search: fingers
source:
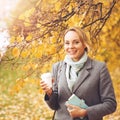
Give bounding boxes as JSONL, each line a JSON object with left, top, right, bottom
{"left": 66, "top": 104, "right": 78, "bottom": 113}
{"left": 65, "top": 103, "right": 87, "bottom": 118}
{"left": 66, "top": 104, "right": 74, "bottom": 110}
{"left": 40, "top": 80, "right": 52, "bottom": 96}
{"left": 52, "top": 78, "right": 55, "bottom": 83}
{"left": 66, "top": 103, "right": 78, "bottom": 109}
{"left": 40, "top": 80, "right": 49, "bottom": 91}
{"left": 66, "top": 103, "right": 81, "bottom": 113}
{"left": 66, "top": 104, "right": 76, "bottom": 117}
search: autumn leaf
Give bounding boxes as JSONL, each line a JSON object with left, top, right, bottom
{"left": 26, "top": 34, "right": 32, "bottom": 41}
{"left": 19, "top": 14, "right": 25, "bottom": 20}
{"left": 12, "top": 47, "right": 20, "bottom": 57}
{"left": 16, "top": 35, "right": 24, "bottom": 42}
{"left": 50, "top": 36, "right": 56, "bottom": 43}
{"left": 34, "top": 51, "right": 42, "bottom": 58}
{"left": 21, "top": 50, "right": 29, "bottom": 58}
{"left": 10, "top": 36, "right": 16, "bottom": 43}
{"left": 55, "top": 1, "right": 61, "bottom": 12}
{"left": 22, "top": 64, "right": 31, "bottom": 71}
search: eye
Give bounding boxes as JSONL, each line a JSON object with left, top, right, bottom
{"left": 73, "top": 40, "right": 80, "bottom": 45}
{"left": 75, "top": 41, "right": 79, "bottom": 44}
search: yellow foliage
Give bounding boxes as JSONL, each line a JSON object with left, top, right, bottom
{"left": 50, "top": 36, "right": 56, "bottom": 43}
{"left": 30, "top": 47, "right": 36, "bottom": 54}
{"left": 31, "top": 63, "right": 38, "bottom": 70}
{"left": 19, "top": 14, "right": 25, "bottom": 20}
{"left": 24, "top": 8, "right": 35, "bottom": 18}
{"left": 21, "top": 50, "right": 29, "bottom": 58}
{"left": 10, "top": 78, "right": 25, "bottom": 94}
{"left": 10, "top": 85, "right": 21, "bottom": 94}
{"left": 12, "top": 26, "right": 18, "bottom": 32}
{"left": 16, "top": 36, "right": 24, "bottom": 42}
{"left": 16, "top": 78, "right": 25, "bottom": 85}
{"left": 40, "top": 63, "right": 51, "bottom": 73}
{"left": 24, "top": 77, "right": 40, "bottom": 86}
{"left": 29, "top": 8, "right": 35, "bottom": 14}
{"left": 12, "top": 47, "right": 20, "bottom": 58}
{"left": 10, "top": 77, "right": 41, "bottom": 94}
{"left": 36, "top": 0, "right": 41, "bottom": 7}
{"left": 10, "top": 36, "right": 16, "bottom": 43}
{"left": 51, "top": 45, "right": 57, "bottom": 54}
{"left": 34, "top": 51, "right": 42, "bottom": 58}
{"left": 43, "top": 43, "right": 48, "bottom": 54}
{"left": 55, "top": 1, "right": 61, "bottom": 12}
{"left": 31, "top": 41, "right": 38, "bottom": 46}
{"left": 67, "top": 14, "right": 80, "bottom": 26}
{"left": 22, "top": 62, "right": 38, "bottom": 71}
{"left": 51, "top": 54, "right": 59, "bottom": 63}
{"left": 59, "top": 49, "right": 65, "bottom": 60}
{"left": 45, "top": 44, "right": 56, "bottom": 55}
{"left": 28, "top": 78, "right": 36, "bottom": 84}
{"left": 30, "top": 44, "right": 44, "bottom": 58}
{"left": 22, "top": 64, "right": 31, "bottom": 71}
{"left": 73, "top": 15, "right": 80, "bottom": 23}
{"left": 27, "top": 62, "right": 34, "bottom": 70}
{"left": 79, "top": 11, "right": 87, "bottom": 27}
{"left": 38, "top": 44, "right": 44, "bottom": 50}
{"left": 24, "top": 77, "right": 29, "bottom": 82}
{"left": 24, "top": 21, "right": 31, "bottom": 27}
{"left": 38, "top": 88, "right": 44, "bottom": 94}
{"left": 36, "top": 23, "right": 41, "bottom": 28}
{"left": 68, "top": 5, "right": 73, "bottom": 13}
{"left": 26, "top": 34, "right": 32, "bottom": 41}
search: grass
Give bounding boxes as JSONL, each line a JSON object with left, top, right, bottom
{"left": 0, "top": 64, "right": 53, "bottom": 120}
{"left": 0, "top": 63, "right": 120, "bottom": 120}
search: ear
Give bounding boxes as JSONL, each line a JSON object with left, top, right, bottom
{"left": 84, "top": 43, "right": 90, "bottom": 52}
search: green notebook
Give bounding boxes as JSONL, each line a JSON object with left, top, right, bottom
{"left": 66, "top": 94, "right": 88, "bottom": 119}
{"left": 66, "top": 94, "right": 88, "bottom": 109}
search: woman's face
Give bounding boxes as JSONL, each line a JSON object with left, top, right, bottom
{"left": 64, "top": 31, "right": 86, "bottom": 61}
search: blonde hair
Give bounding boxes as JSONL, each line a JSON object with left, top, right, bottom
{"left": 64, "top": 26, "right": 90, "bottom": 52}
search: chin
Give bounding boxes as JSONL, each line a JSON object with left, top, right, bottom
{"left": 70, "top": 57, "right": 78, "bottom": 61}
{"left": 69, "top": 55, "right": 75, "bottom": 59}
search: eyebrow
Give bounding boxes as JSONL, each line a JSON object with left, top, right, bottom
{"left": 64, "top": 39, "right": 80, "bottom": 41}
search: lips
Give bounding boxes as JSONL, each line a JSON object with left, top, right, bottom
{"left": 68, "top": 50, "right": 77, "bottom": 55}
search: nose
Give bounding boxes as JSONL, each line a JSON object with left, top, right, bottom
{"left": 69, "top": 43, "right": 74, "bottom": 48}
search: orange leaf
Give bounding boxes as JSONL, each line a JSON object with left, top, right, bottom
{"left": 12, "top": 47, "right": 20, "bottom": 57}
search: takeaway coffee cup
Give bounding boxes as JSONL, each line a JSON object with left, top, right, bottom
{"left": 41, "top": 72, "right": 52, "bottom": 87}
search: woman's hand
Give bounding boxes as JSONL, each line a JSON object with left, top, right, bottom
{"left": 40, "top": 80, "right": 53, "bottom": 96}
{"left": 66, "top": 104, "right": 87, "bottom": 118}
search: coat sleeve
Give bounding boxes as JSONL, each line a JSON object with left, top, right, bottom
{"left": 44, "top": 62, "right": 60, "bottom": 110}
{"left": 86, "top": 63, "right": 117, "bottom": 120}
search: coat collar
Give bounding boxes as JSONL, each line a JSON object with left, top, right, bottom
{"left": 72, "top": 57, "right": 92, "bottom": 93}
{"left": 59, "top": 57, "right": 93, "bottom": 94}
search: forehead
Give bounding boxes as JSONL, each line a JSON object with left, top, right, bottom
{"left": 64, "top": 31, "right": 79, "bottom": 40}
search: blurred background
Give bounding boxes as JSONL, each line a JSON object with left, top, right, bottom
{"left": 0, "top": 0, "right": 120, "bottom": 119}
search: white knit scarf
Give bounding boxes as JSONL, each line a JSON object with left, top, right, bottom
{"left": 64, "top": 52, "right": 88, "bottom": 91}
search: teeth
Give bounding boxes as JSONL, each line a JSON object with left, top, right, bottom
{"left": 69, "top": 53, "right": 75, "bottom": 55}
{"left": 69, "top": 51, "right": 76, "bottom": 54}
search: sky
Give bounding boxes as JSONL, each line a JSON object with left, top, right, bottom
{"left": 0, "top": 0, "right": 20, "bottom": 19}
{"left": 0, "top": 0, "right": 20, "bottom": 59}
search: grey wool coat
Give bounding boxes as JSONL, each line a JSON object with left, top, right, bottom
{"left": 45, "top": 57, "right": 117, "bottom": 120}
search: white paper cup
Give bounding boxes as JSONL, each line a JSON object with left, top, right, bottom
{"left": 41, "top": 72, "right": 52, "bottom": 87}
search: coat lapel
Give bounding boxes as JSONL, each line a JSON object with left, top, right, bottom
{"left": 72, "top": 57, "right": 92, "bottom": 93}
{"left": 60, "top": 62, "right": 72, "bottom": 95}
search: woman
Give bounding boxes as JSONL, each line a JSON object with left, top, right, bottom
{"left": 40, "top": 26, "right": 117, "bottom": 120}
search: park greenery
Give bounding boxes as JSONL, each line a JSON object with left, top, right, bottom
{"left": 0, "top": 0, "right": 120, "bottom": 119}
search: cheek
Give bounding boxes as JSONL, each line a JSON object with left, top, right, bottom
{"left": 76, "top": 45, "right": 84, "bottom": 51}
{"left": 78, "top": 44, "right": 86, "bottom": 50}
{"left": 64, "top": 45, "right": 68, "bottom": 51}
{"left": 76, "top": 47, "right": 86, "bottom": 55}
